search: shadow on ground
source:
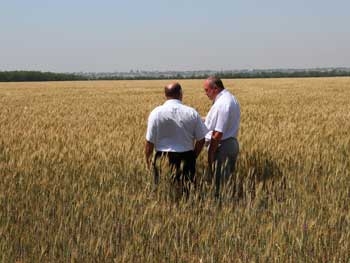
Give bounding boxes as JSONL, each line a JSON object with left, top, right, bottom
{"left": 230, "top": 150, "right": 287, "bottom": 207}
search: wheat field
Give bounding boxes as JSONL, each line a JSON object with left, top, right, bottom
{"left": 0, "top": 78, "right": 349, "bottom": 262}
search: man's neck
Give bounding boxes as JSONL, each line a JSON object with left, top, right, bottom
{"left": 213, "top": 88, "right": 225, "bottom": 102}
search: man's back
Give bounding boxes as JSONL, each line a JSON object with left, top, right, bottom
{"left": 147, "top": 99, "right": 207, "bottom": 152}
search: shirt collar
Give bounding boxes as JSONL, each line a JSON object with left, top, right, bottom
{"left": 164, "top": 99, "right": 182, "bottom": 105}
{"left": 214, "top": 89, "right": 228, "bottom": 103}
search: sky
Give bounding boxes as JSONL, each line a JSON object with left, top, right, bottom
{"left": 1, "top": 0, "right": 350, "bottom": 72}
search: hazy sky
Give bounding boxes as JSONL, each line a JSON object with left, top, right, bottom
{"left": 1, "top": 0, "right": 350, "bottom": 72}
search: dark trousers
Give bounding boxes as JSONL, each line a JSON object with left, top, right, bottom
{"left": 213, "top": 137, "right": 239, "bottom": 197}
{"left": 153, "top": 150, "right": 196, "bottom": 192}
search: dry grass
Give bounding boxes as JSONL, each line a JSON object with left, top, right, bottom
{"left": 0, "top": 78, "right": 349, "bottom": 262}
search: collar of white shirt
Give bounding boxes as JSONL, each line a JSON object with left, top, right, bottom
{"left": 164, "top": 99, "right": 182, "bottom": 105}
{"left": 214, "top": 89, "right": 228, "bottom": 103}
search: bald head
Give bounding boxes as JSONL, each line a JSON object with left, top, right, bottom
{"left": 164, "top": 82, "right": 182, "bottom": 100}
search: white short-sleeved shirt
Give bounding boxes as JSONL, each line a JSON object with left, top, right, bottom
{"left": 205, "top": 89, "right": 240, "bottom": 141}
{"left": 146, "top": 99, "right": 208, "bottom": 152}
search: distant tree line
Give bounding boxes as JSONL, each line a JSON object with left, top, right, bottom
{"left": 78, "top": 69, "right": 350, "bottom": 80}
{"left": 1, "top": 69, "right": 350, "bottom": 82}
{"left": 0, "top": 71, "right": 87, "bottom": 82}
{"left": 215, "top": 69, "right": 350, "bottom": 79}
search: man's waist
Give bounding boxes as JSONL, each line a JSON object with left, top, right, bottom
{"left": 205, "top": 132, "right": 237, "bottom": 140}
{"left": 155, "top": 150, "right": 195, "bottom": 160}
{"left": 155, "top": 145, "right": 194, "bottom": 152}
{"left": 156, "top": 150, "right": 195, "bottom": 154}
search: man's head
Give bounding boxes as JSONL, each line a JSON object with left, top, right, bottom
{"left": 165, "top": 82, "right": 183, "bottom": 100}
{"left": 203, "top": 76, "right": 225, "bottom": 101}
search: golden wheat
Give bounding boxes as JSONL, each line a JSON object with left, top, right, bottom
{"left": 0, "top": 78, "right": 349, "bottom": 262}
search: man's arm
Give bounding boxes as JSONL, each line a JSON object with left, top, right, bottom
{"left": 208, "top": 130, "right": 223, "bottom": 166}
{"left": 194, "top": 138, "right": 205, "bottom": 158}
{"left": 194, "top": 111, "right": 209, "bottom": 158}
{"left": 145, "top": 141, "right": 154, "bottom": 170}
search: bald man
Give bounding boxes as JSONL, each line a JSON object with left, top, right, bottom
{"left": 145, "top": 82, "right": 208, "bottom": 192}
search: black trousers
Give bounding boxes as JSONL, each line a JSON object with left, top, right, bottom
{"left": 153, "top": 150, "right": 196, "bottom": 185}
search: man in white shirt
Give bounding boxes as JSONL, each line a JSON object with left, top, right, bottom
{"left": 203, "top": 76, "right": 240, "bottom": 197}
{"left": 145, "top": 82, "right": 208, "bottom": 193}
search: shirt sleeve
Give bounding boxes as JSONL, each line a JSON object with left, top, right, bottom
{"left": 214, "top": 104, "right": 230, "bottom": 133}
{"left": 146, "top": 110, "right": 157, "bottom": 143}
{"left": 194, "top": 112, "right": 209, "bottom": 140}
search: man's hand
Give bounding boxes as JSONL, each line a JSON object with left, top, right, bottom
{"left": 145, "top": 141, "right": 154, "bottom": 170}
{"left": 208, "top": 130, "right": 223, "bottom": 166}
{"left": 194, "top": 138, "right": 205, "bottom": 158}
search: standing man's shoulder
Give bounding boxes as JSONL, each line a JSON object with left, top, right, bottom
{"left": 148, "top": 105, "right": 163, "bottom": 118}
{"left": 181, "top": 103, "right": 196, "bottom": 111}
{"left": 230, "top": 92, "right": 240, "bottom": 108}
{"left": 147, "top": 105, "right": 164, "bottom": 129}
{"left": 181, "top": 103, "right": 202, "bottom": 117}
{"left": 223, "top": 89, "right": 240, "bottom": 107}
